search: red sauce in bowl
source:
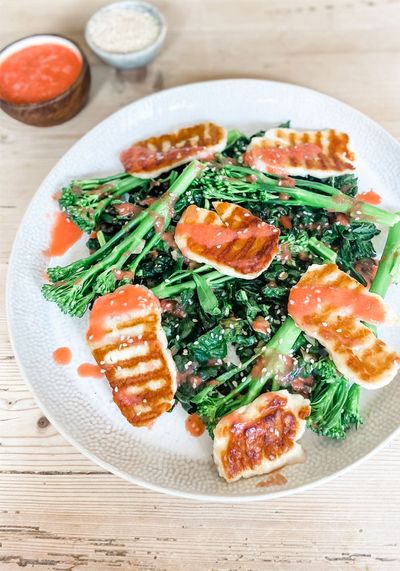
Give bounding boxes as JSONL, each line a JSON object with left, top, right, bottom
{"left": 0, "top": 43, "right": 82, "bottom": 104}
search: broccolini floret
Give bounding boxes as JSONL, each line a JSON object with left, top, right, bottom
{"left": 59, "top": 173, "right": 147, "bottom": 232}
{"left": 307, "top": 360, "right": 362, "bottom": 439}
{"left": 43, "top": 161, "right": 203, "bottom": 317}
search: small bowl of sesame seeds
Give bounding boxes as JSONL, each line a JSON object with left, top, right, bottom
{"left": 85, "top": 1, "right": 166, "bottom": 69}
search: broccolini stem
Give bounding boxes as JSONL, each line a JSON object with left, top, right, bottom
{"left": 152, "top": 269, "right": 229, "bottom": 299}
{"left": 216, "top": 164, "right": 341, "bottom": 196}
{"left": 190, "top": 350, "right": 265, "bottom": 408}
{"left": 72, "top": 172, "right": 130, "bottom": 189}
{"left": 90, "top": 175, "right": 145, "bottom": 205}
{"left": 308, "top": 237, "right": 338, "bottom": 263}
{"left": 203, "top": 164, "right": 400, "bottom": 226}
{"left": 96, "top": 161, "right": 205, "bottom": 270}
{"left": 44, "top": 162, "right": 202, "bottom": 316}
{"left": 128, "top": 233, "right": 161, "bottom": 275}
{"left": 164, "top": 264, "right": 213, "bottom": 286}
{"left": 265, "top": 185, "right": 398, "bottom": 226}
{"left": 370, "top": 219, "right": 400, "bottom": 297}
{"left": 243, "top": 317, "right": 301, "bottom": 403}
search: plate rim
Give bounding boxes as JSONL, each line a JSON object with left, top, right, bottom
{"left": 7, "top": 77, "right": 400, "bottom": 502}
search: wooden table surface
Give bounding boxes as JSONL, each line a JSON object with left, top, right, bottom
{"left": 1, "top": 0, "right": 400, "bottom": 569}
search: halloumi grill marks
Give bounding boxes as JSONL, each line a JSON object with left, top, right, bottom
{"left": 288, "top": 264, "right": 400, "bottom": 389}
{"left": 87, "top": 285, "right": 177, "bottom": 427}
{"left": 245, "top": 128, "right": 356, "bottom": 178}
{"left": 174, "top": 202, "right": 280, "bottom": 279}
{"left": 213, "top": 390, "right": 311, "bottom": 482}
{"left": 120, "top": 122, "right": 227, "bottom": 178}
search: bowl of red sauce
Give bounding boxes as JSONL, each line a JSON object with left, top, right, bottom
{"left": 0, "top": 34, "right": 90, "bottom": 126}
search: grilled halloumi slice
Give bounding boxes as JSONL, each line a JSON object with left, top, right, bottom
{"left": 120, "top": 122, "right": 227, "bottom": 178}
{"left": 213, "top": 390, "right": 310, "bottom": 482}
{"left": 288, "top": 264, "right": 400, "bottom": 389}
{"left": 87, "top": 284, "right": 177, "bottom": 426}
{"left": 174, "top": 202, "right": 280, "bottom": 279}
{"left": 245, "top": 128, "right": 355, "bottom": 178}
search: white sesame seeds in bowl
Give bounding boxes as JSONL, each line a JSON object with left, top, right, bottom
{"left": 85, "top": 1, "right": 167, "bottom": 69}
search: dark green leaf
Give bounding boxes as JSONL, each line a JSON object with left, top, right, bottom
{"left": 189, "top": 325, "right": 227, "bottom": 363}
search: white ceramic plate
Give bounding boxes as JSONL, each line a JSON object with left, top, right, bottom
{"left": 7, "top": 79, "right": 400, "bottom": 502}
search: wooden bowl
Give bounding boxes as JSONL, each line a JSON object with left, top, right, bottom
{"left": 0, "top": 34, "right": 91, "bottom": 127}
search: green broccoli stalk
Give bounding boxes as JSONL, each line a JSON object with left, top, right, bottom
{"left": 308, "top": 237, "right": 338, "bottom": 263}
{"left": 59, "top": 173, "right": 148, "bottom": 232}
{"left": 192, "top": 316, "right": 302, "bottom": 433}
{"left": 42, "top": 161, "right": 203, "bottom": 317}
{"left": 152, "top": 265, "right": 230, "bottom": 299}
{"left": 199, "top": 164, "right": 400, "bottom": 227}
{"left": 370, "top": 219, "right": 400, "bottom": 297}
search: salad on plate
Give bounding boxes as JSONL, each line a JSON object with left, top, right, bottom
{"left": 42, "top": 121, "right": 400, "bottom": 483}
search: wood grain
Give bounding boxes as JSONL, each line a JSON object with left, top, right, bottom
{"left": 1, "top": 0, "right": 400, "bottom": 568}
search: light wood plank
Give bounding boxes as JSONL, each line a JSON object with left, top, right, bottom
{"left": 0, "top": 459, "right": 400, "bottom": 570}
